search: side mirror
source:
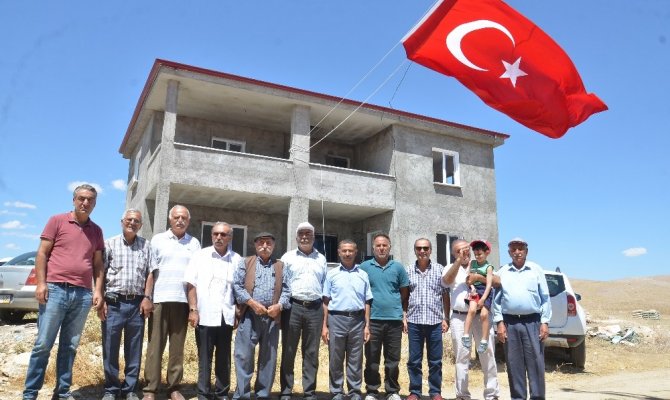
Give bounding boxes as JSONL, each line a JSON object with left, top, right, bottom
{"left": 575, "top": 293, "right": 582, "bottom": 301}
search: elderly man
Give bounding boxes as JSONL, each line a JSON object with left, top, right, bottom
{"left": 321, "top": 240, "right": 372, "bottom": 400}
{"left": 359, "top": 233, "right": 409, "bottom": 400}
{"left": 403, "top": 238, "right": 449, "bottom": 400}
{"left": 232, "top": 232, "right": 290, "bottom": 400}
{"left": 442, "top": 239, "right": 500, "bottom": 400}
{"left": 23, "top": 184, "right": 105, "bottom": 400}
{"left": 493, "top": 238, "right": 551, "bottom": 400}
{"left": 143, "top": 205, "right": 200, "bottom": 400}
{"left": 185, "top": 222, "right": 241, "bottom": 400}
{"left": 279, "top": 222, "right": 328, "bottom": 400}
{"left": 100, "top": 209, "right": 156, "bottom": 400}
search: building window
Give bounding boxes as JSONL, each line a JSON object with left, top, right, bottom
{"left": 432, "top": 149, "right": 460, "bottom": 186}
{"left": 325, "top": 155, "right": 350, "bottom": 168}
{"left": 212, "top": 137, "right": 245, "bottom": 152}
{"left": 436, "top": 233, "right": 461, "bottom": 266}
{"left": 201, "top": 222, "right": 247, "bottom": 256}
{"left": 314, "top": 233, "right": 338, "bottom": 263}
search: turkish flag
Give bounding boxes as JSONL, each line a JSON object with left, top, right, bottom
{"left": 402, "top": 0, "right": 607, "bottom": 138}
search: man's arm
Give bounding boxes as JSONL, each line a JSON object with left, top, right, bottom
{"left": 92, "top": 249, "right": 105, "bottom": 310}
{"left": 441, "top": 289, "right": 450, "bottom": 333}
{"left": 187, "top": 283, "right": 199, "bottom": 327}
{"left": 34, "top": 239, "right": 54, "bottom": 304}
{"left": 140, "top": 269, "right": 156, "bottom": 319}
{"left": 321, "top": 297, "right": 330, "bottom": 344}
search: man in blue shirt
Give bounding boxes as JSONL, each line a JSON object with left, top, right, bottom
{"left": 493, "top": 238, "right": 551, "bottom": 400}
{"left": 359, "top": 233, "right": 409, "bottom": 400}
{"left": 322, "top": 240, "right": 372, "bottom": 400}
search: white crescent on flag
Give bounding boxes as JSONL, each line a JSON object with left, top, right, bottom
{"left": 445, "top": 19, "right": 515, "bottom": 71}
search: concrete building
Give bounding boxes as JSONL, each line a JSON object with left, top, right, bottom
{"left": 119, "top": 59, "right": 509, "bottom": 267}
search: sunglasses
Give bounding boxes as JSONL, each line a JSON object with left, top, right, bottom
{"left": 415, "top": 246, "right": 430, "bottom": 251}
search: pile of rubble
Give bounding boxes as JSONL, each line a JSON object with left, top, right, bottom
{"left": 588, "top": 310, "right": 660, "bottom": 346}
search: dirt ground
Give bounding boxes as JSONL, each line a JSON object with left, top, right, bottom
{"left": 1, "top": 275, "right": 669, "bottom": 399}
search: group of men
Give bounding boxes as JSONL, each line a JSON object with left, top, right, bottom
{"left": 22, "top": 184, "right": 552, "bottom": 400}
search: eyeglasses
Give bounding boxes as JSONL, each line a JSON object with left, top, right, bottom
{"left": 212, "top": 232, "right": 230, "bottom": 237}
{"left": 124, "top": 218, "right": 141, "bottom": 224}
{"left": 415, "top": 246, "right": 430, "bottom": 251}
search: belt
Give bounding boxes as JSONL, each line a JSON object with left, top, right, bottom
{"left": 502, "top": 313, "right": 541, "bottom": 322}
{"left": 290, "top": 297, "right": 322, "bottom": 307}
{"left": 50, "top": 282, "right": 86, "bottom": 289}
{"left": 452, "top": 309, "right": 479, "bottom": 315}
{"left": 105, "top": 292, "right": 144, "bottom": 302}
{"left": 329, "top": 309, "right": 364, "bottom": 317}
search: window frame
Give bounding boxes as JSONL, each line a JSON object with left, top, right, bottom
{"left": 325, "top": 154, "right": 351, "bottom": 169}
{"left": 432, "top": 148, "right": 460, "bottom": 187}
{"left": 211, "top": 137, "right": 246, "bottom": 152}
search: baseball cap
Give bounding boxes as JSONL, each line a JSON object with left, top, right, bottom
{"left": 470, "top": 239, "right": 492, "bottom": 250}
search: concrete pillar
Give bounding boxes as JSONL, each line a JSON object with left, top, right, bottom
{"left": 153, "top": 79, "right": 179, "bottom": 234}
{"left": 287, "top": 105, "right": 311, "bottom": 249}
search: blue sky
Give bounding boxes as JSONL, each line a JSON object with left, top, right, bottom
{"left": 0, "top": 1, "right": 667, "bottom": 280}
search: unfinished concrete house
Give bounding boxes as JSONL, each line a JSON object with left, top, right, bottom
{"left": 119, "top": 59, "right": 509, "bottom": 266}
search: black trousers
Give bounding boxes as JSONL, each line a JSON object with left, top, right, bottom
{"left": 195, "top": 320, "right": 233, "bottom": 399}
{"left": 364, "top": 320, "right": 403, "bottom": 395}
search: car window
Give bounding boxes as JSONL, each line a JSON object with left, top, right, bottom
{"left": 4, "top": 251, "right": 37, "bottom": 266}
{"left": 545, "top": 274, "right": 565, "bottom": 297}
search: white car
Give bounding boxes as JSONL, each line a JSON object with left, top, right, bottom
{"left": 544, "top": 268, "right": 587, "bottom": 368}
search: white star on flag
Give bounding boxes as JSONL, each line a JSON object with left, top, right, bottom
{"left": 500, "top": 57, "right": 527, "bottom": 87}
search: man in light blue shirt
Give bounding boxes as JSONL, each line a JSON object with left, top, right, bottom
{"left": 322, "top": 240, "right": 372, "bottom": 400}
{"left": 493, "top": 238, "right": 551, "bottom": 400}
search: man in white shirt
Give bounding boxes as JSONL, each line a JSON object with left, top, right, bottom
{"left": 279, "top": 222, "right": 328, "bottom": 400}
{"left": 186, "top": 222, "right": 242, "bottom": 400}
{"left": 442, "top": 239, "right": 500, "bottom": 400}
{"left": 143, "top": 205, "right": 200, "bottom": 400}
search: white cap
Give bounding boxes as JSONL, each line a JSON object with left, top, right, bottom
{"left": 296, "top": 222, "right": 315, "bottom": 234}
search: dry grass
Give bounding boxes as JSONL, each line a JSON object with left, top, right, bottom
{"left": 9, "top": 275, "right": 670, "bottom": 397}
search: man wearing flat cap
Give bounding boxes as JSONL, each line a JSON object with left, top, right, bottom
{"left": 185, "top": 222, "right": 242, "bottom": 400}
{"left": 232, "top": 232, "right": 290, "bottom": 400}
{"left": 493, "top": 237, "right": 551, "bottom": 400}
{"left": 279, "top": 222, "right": 328, "bottom": 400}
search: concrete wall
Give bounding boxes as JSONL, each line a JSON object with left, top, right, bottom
{"left": 175, "top": 115, "right": 288, "bottom": 159}
{"left": 356, "top": 127, "right": 394, "bottom": 175}
{"left": 310, "top": 139, "right": 356, "bottom": 167}
{"left": 389, "top": 125, "right": 500, "bottom": 267}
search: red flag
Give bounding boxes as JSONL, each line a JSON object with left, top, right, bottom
{"left": 402, "top": 0, "right": 607, "bottom": 138}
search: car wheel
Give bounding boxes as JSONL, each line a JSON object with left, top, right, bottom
{"left": 569, "top": 339, "right": 586, "bottom": 368}
{"left": 0, "top": 310, "right": 27, "bottom": 323}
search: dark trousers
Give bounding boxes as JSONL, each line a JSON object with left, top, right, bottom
{"left": 102, "top": 297, "right": 145, "bottom": 396}
{"left": 503, "top": 317, "right": 546, "bottom": 400}
{"left": 407, "top": 322, "right": 442, "bottom": 397}
{"left": 364, "top": 320, "right": 402, "bottom": 395}
{"left": 195, "top": 320, "right": 233, "bottom": 399}
{"left": 280, "top": 301, "right": 323, "bottom": 400}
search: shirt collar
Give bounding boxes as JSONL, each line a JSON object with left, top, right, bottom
{"left": 339, "top": 263, "right": 359, "bottom": 272}
{"left": 413, "top": 260, "right": 432, "bottom": 272}
{"left": 296, "top": 248, "right": 318, "bottom": 257}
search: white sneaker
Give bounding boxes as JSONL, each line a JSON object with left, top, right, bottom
{"left": 387, "top": 394, "right": 401, "bottom": 400}
{"left": 365, "top": 395, "right": 378, "bottom": 400}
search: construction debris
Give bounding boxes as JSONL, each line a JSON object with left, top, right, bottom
{"left": 632, "top": 309, "right": 661, "bottom": 320}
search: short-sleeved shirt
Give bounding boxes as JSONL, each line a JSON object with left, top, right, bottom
{"left": 151, "top": 230, "right": 201, "bottom": 303}
{"left": 184, "top": 246, "right": 241, "bottom": 327}
{"left": 281, "top": 248, "right": 327, "bottom": 302}
{"left": 41, "top": 212, "right": 104, "bottom": 289}
{"left": 359, "top": 258, "right": 409, "bottom": 320}
{"left": 406, "top": 261, "right": 448, "bottom": 325}
{"left": 104, "top": 234, "right": 157, "bottom": 296}
{"left": 444, "top": 262, "right": 473, "bottom": 314}
{"left": 323, "top": 264, "right": 373, "bottom": 312}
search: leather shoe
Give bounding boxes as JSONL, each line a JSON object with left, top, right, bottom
{"left": 170, "top": 391, "right": 186, "bottom": 400}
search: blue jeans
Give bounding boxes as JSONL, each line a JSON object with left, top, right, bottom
{"left": 23, "top": 283, "right": 92, "bottom": 400}
{"left": 407, "top": 322, "right": 443, "bottom": 397}
{"left": 102, "top": 297, "right": 145, "bottom": 396}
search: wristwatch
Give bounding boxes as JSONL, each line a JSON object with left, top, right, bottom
{"left": 144, "top": 295, "right": 153, "bottom": 301}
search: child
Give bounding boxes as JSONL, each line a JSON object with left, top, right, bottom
{"left": 462, "top": 239, "right": 494, "bottom": 354}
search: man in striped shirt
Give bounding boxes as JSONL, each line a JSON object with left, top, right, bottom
{"left": 100, "top": 209, "right": 156, "bottom": 400}
{"left": 143, "top": 205, "right": 200, "bottom": 400}
{"left": 403, "top": 238, "right": 449, "bottom": 400}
